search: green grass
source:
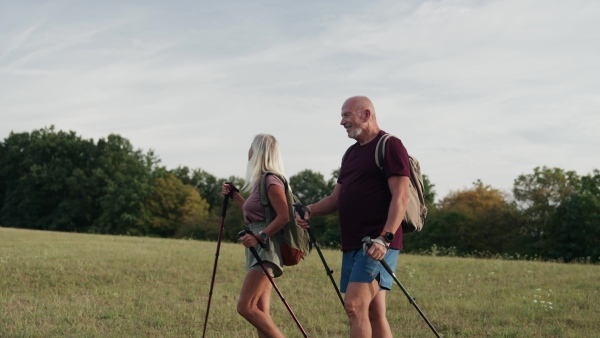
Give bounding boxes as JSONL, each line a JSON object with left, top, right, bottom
{"left": 1, "top": 227, "right": 599, "bottom": 338}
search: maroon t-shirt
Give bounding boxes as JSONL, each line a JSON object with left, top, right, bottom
{"left": 337, "top": 131, "right": 410, "bottom": 251}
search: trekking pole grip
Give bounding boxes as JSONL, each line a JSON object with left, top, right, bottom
{"left": 293, "top": 202, "right": 317, "bottom": 242}
{"left": 292, "top": 202, "right": 311, "bottom": 219}
{"left": 361, "top": 237, "right": 392, "bottom": 268}
{"left": 221, "top": 181, "right": 237, "bottom": 217}
{"left": 362, "top": 236, "right": 373, "bottom": 246}
{"left": 221, "top": 195, "right": 229, "bottom": 217}
{"left": 238, "top": 229, "right": 267, "bottom": 249}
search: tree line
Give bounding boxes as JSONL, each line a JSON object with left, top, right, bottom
{"left": 1, "top": 127, "right": 598, "bottom": 262}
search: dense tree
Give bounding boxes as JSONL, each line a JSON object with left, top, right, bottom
{"left": 171, "top": 166, "right": 245, "bottom": 213}
{"left": 422, "top": 174, "right": 436, "bottom": 207}
{"left": 2, "top": 127, "right": 598, "bottom": 262}
{"left": 512, "top": 167, "right": 580, "bottom": 256}
{"left": 0, "top": 127, "right": 98, "bottom": 231}
{"left": 288, "top": 169, "right": 343, "bottom": 248}
{"left": 535, "top": 169, "right": 600, "bottom": 262}
{"left": 327, "top": 169, "right": 340, "bottom": 192}
{"left": 289, "top": 169, "right": 331, "bottom": 205}
{"left": 406, "top": 180, "right": 522, "bottom": 255}
{"left": 1, "top": 128, "right": 162, "bottom": 236}
{"left": 87, "top": 134, "right": 159, "bottom": 235}
{"left": 136, "top": 172, "right": 210, "bottom": 237}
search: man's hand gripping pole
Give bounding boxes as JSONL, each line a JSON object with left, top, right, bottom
{"left": 293, "top": 202, "right": 345, "bottom": 308}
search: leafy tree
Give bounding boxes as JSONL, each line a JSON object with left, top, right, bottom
{"left": 0, "top": 127, "right": 98, "bottom": 231}
{"left": 327, "top": 169, "right": 340, "bottom": 192}
{"left": 171, "top": 166, "right": 244, "bottom": 213}
{"left": 0, "top": 127, "right": 160, "bottom": 235}
{"left": 422, "top": 174, "right": 436, "bottom": 207}
{"left": 138, "top": 172, "right": 210, "bottom": 237}
{"left": 512, "top": 166, "right": 580, "bottom": 256}
{"left": 407, "top": 180, "right": 522, "bottom": 255}
{"left": 5, "top": 126, "right": 595, "bottom": 261}
{"left": 289, "top": 169, "right": 330, "bottom": 205}
{"left": 170, "top": 166, "right": 246, "bottom": 241}
{"left": 190, "top": 187, "right": 247, "bottom": 243}
{"left": 288, "top": 169, "right": 343, "bottom": 248}
{"left": 545, "top": 170, "right": 600, "bottom": 262}
{"left": 90, "top": 134, "right": 158, "bottom": 235}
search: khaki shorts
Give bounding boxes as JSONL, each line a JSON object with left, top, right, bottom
{"left": 245, "top": 222, "right": 284, "bottom": 278}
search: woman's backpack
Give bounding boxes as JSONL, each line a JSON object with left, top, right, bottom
{"left": 259, "top": 172, "right": 312, "bottom": 266}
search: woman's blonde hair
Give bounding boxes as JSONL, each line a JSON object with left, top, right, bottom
{"left": 243, "top": 134, "right": 288, "bottom": 192}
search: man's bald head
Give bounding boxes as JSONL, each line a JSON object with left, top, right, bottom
{"left": 342, "top": 96, "right": 376, "bottom": 122}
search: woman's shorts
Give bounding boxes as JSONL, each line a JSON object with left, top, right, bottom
{"left": 245, "top": 222, "right": 284, "bottom": 278}
{"left": 340, "top": 247, "right": 399, "bottom": 293}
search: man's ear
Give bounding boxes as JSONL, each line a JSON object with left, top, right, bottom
{"left": 363, "top": 109, "right": 371, "bottom": 121}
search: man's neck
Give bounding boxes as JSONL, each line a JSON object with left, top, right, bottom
{"left": 356, "top": 127, "right": 381, "bottom": 145}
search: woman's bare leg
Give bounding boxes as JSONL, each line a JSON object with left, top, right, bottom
{"left": 237, "top": 270, "right": 283, "bottom": 338}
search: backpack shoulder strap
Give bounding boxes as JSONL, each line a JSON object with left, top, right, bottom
{"left": 260, "top": 172, "right": 288, "bottom": 201}
{"left": 259, "top": 172, "right": 271, "bottom": 208}
{"left": 259, "top": 171, "right": 289, "bottom": 223}
{"left": 375, "top": 133, "right": 419, "bottom": 187}
{"left": 375, "top": 133, "right": 394, "bottom": 173}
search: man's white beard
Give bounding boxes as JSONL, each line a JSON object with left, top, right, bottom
{"left": 347, "top": 126, "right": 363, "bottom": 139}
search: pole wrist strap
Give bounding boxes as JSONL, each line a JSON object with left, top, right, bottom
{"left": 371, "top": 238, "right": 389, "bottom": 250}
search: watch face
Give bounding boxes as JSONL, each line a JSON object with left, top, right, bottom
{"left": 260, "top": 232, "right": 267, "bottom": 240}
{"left": 385, "top": 232, "right": 394, "bottom": 242}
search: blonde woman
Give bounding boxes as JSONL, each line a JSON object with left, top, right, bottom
{"left": 222, "top": 133, "right": 290, "bottom": 338}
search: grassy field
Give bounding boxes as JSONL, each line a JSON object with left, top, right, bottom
{"left": 1, "top": 227, "right": 599, "bottom": 338}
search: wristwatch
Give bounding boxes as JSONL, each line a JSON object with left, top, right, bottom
{"left": 259, "top": 231, "right": 268, "bottom": 241}
{"left": 380, "top": 231, "right": 394, "bottom": 243}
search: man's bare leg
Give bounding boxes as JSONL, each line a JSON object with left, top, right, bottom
{"left": 370, "top": 290, "right": 392, "bottom": 338}
{"left": 344, "top": 279, "right": 380, "bottom": 338}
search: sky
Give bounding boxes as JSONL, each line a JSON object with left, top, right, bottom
{"left": 1, "top": 0, "right": 599, "bottom": 201}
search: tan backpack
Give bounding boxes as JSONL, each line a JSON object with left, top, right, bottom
{"left": 376, "top": 134, "right": 427, "bottom": 233}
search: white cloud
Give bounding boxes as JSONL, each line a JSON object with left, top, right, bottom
{"left": 1, "top": 0, "right": 599, "bottom": 200}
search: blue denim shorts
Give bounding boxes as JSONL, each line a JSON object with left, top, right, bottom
{"left": 340, "top": 248, "right": 399, "bottom": 293}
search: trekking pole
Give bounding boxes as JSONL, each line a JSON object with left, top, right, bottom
{"left": 238, "top": 229, "right": 308, "bottom": 338}
{"left": 362, "top": 236, "right": 441, "bottom": 338}
{"left": 202, "top": 183, "right": 233, "bottom": 338}
{"left": 293, "top": 202, "right": 345, "bottom": 309}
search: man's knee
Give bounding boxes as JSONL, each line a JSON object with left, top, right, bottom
{"left": 344, "top": 297, "right": 370, "bottom": 321}
{"left": 345, "top": 305, "right": 363, "bottom": 324}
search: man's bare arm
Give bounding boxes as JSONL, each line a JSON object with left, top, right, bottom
{"left": 382, "top": 175, "right": 410, "bottom": 235}
{"left": 296, "top": 184, "right": 341, "bottom": 227}
{"left": 307, "top": 183, "right": 341, "bottom": 216}
{"left": 367, "top": 175, "right": 410, "bottom": 260}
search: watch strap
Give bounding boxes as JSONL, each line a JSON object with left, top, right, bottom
{"left": 380, "top": 231, "right": 394, "bottom": 243}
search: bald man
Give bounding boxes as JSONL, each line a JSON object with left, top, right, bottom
{"left": 297, "top": 96, "right": 411, "bottom": 337}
